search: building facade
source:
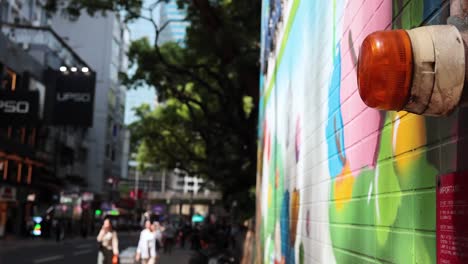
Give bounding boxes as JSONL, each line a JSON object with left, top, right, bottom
{"left": 0, "top": 0, "right": 97, "bottom": 237}
{"left": 51, "top": 13, "right": 130, "bottom": 195}
{"left": 156, "top": 0, "right": 189, "bottom": 45}
{"left": 257, "top": 0, "right": 454, "bottom": 263}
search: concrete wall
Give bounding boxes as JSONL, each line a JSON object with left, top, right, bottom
{"left": 257, "top": 0, "right": 457, "bottom": 263}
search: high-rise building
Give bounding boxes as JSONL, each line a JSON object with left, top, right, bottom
{"left": 156, "top": 0, "right": 189, "bottom": 45}
{"left": 51, "top": 13, "right": 129, "bottom": 195}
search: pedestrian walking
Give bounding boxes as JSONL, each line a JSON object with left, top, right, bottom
{"left": 152, "top": 222, "right": 163, "bottom": 264}
{"left": 163, "top": 223, "right": 176, "bottom": 254}
{"left": 97, "top": 218, "right": 119, "bottom": 264}
{"left": 54, "top": 219, "right": 65, "bottom": 242}
{"left": 136, "top": 220, "right": 156, "bottom": 264}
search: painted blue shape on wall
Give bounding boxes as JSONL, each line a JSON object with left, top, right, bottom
{"left": 325, "top": 45, "right": 345, "bottom": 179}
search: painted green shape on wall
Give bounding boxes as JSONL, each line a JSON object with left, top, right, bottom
{"left": 393, "top": 0, "right": 424, "bottom": 29}
{"left": 329, "top": 111, "right": 437, "bottom": 263}
{"left": 375, "top": 115, "right": 402, "bottom": 246}
{"left": 299, "top": 242, "right": 304, "bottom": 264}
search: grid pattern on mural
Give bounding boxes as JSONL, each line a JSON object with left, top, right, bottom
{"left": 257, "top": 0, "right": 452, "bottom": 263}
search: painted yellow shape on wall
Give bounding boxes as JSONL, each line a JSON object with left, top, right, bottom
{"left": 392, "top": 111, "right": 427, "bottom": 176}
{"left": 333, "top": 161, "right": 355, "bottom": 211}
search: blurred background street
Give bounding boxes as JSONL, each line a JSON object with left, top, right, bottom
{"left": 0, "top": 231, "right": 193, "bottom": 263}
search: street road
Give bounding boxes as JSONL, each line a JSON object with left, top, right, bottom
{"left": 0, "top": 232, "right": 192, "bottom": 264}
{"left": 0, "top": 232, "right": 139, "bottom": 264}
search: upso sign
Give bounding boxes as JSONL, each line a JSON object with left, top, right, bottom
{"left": 0, "top": 91, "right": 39, "bottom": 125}
{"left": 56, "top": 93, "right": 91, "bottom": 103}
{"left": 0, "top": 100, "right": 29, "bottom": 113}
{"left": 45, "top": 69, "right": 96, "bottom": 126}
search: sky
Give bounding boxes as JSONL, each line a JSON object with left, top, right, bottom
{"left": 123, "top": 13, "right": 157, "bottom": 125}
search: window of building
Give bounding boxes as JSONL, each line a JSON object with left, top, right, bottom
{"left": 105, "top": 143, "right": 111, "bottom": 158}
{"left": 0, "top": 1, "right": 9, "bottom": 22}
{"left": 111, "top": 148, "right": 115, "bottom": 161}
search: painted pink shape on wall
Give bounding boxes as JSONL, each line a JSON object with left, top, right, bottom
{"left": 339, "top": 0, "right": 392, "bottom": 175}
{"left": 295, "top": 116, "right": 301, "bottom": 163}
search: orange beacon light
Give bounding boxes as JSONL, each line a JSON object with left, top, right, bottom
{"left": 357, "top": 30, "right": 413, "bottom": 111}
{"left": 357, "top": 25, "right": 465, "bottom": 116}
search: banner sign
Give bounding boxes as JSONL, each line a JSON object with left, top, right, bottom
{"left": 0, "top": 91, "right": 39, "bottom": 125}
{"left": 45, "top": 70, "right": 96, "bottom": 127}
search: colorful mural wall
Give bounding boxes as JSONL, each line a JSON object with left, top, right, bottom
{"left": 257, "top": 0, "right": 455, "bottom": 263}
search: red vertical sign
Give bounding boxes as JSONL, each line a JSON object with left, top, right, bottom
{"left": 437, "top": 172, "right": 468, "bottom": 263}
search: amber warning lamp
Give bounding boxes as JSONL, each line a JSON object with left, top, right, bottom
{"left": 357, "top": 25, "right": 465, "bottom": 116}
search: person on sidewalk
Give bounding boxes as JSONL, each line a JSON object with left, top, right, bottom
{"left": 152, "top": 222, "right": 163, "bottom": 264}
{"left": 97, "top": 218, "right": 119, "bottom": 264}
{"left": 163, "top": 223, "right": 176, "bottom": 254}
{"left": 136, "top": 220, "right": 156, "bottom": 264}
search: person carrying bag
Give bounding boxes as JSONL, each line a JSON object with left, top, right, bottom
{"left": 97, "top": 218, "right": 119, "bottom": 264}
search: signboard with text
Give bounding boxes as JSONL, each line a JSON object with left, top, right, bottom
{"left": 45, "top": 70, "right": 96, "bottom": 127}
{"left": 0, "top": 91, "right": 39, "bottom": 125}
{"left": 437, "top": 172, "right": 468, "bottom": 263}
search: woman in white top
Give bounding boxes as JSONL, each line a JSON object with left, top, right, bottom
{"left": 136, "top": 220, "right": 156, "bottom": 264}
{"left": 97, "top": 218, "right": 119, "bottom": 264}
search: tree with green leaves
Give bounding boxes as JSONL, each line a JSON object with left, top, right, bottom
{"left": 46, "top": 0, "right": 261, "bottom": 219}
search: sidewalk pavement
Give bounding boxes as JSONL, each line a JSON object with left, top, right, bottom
{"left": 159, "top": 248, "right": 192, "bottom": 264}
{"left": 120, "top": 246, "right": 192, "bottom": 264}
{"left": 0, "top": 235, "right": 93, "bottom": 253}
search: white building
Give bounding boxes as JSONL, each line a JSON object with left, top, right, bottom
{"left": 51, "top": 13, "right": 129, "bottom": 194}
{"left": 169, "top": 168, "right": 207, "bottom": 195}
